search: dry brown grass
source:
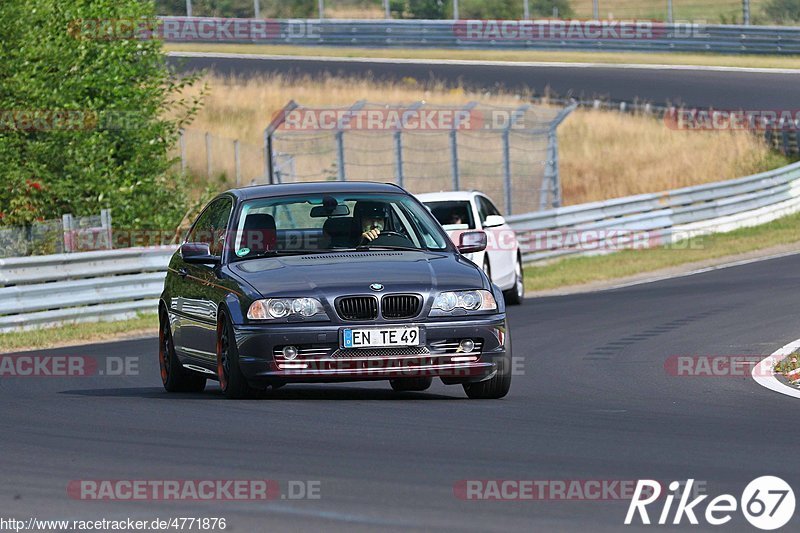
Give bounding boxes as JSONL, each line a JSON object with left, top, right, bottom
{"left": 558, "top": 109, "right": 781, "bottom": 205}
{"left": 179, "top": 73, "right": 783, "bottom": 206}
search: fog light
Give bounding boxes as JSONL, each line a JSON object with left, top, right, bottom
{"left": 458, "top": 339, "right": 475, "bottom": 353}
{"left": 282, "top": 345, "right": 298, "bottom": 360}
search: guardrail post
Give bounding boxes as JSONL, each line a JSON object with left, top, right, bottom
{"left": 100, "top": 209, "right": 112, "bottom": 250}
{"left": 593, "top": 0, "right": 599, "bottom": 19}
{"left": 453, "top": 0, "right": 459, "bottom": 20}
{"left": 743, "top": 0, "right": 750, "bottom": 25}
{"left": 667, "top": 0, "right": 673, "bottom": 23}
{"left": 318, "top": 0, "right": 324, "bottom": 19}
{"left": 62, "top": 214, "right": 74, "bottom": 253}
{"left": 523, "top": 0, "right": 530, "bottom": 19}
{"left": 185, "top": 0, "right": 192, "bottom": 17}
{"left": 254, "top": 0, "right": 260, "bottom": 18}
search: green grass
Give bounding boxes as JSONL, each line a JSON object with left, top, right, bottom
{"left": 0, "top": 313, "right": 158, "bottom": 353}
{"left": 524, "top": 210, "right": 800, "bottom": 292}
{"left": 165, "top": 42, "right": 800, "bottom": 70}
{"left": 774, "top": 352, "right": 800, "bottom": 374}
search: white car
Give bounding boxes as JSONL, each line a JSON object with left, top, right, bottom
{"left": 417, "top": 191, "right": 524, "bottom": 305}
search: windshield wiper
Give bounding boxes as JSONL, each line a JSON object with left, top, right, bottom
{"left": 235, "top": 249, "right": 329, "bottom": 260}
{"left": 354, "top": 244, "right": 425, "bottom": 252}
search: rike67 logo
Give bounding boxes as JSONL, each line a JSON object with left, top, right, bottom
{"left": 625, "top": 477, "right": 795, "bottom": 530}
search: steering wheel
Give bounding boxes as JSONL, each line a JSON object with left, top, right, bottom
{"left": 359, "top": 230, "right": 407, "bottom": 245}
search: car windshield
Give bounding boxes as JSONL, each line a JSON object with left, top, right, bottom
{"left": 231, "top": 192, "right": 450, "bottom": 259}
{"left": 425, "top": 200, "right": 476, "bottom": 230}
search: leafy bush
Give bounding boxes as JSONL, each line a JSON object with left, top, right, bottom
{"left": 0, "top": 0, "right": 203, "bottom": 233}
{"left": 764, "top": 0, "right": 800, "bottom": 23}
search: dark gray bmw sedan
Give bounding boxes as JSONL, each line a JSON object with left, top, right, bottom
{"left": 159, "top": 181, "right": 512, "bottom": 399}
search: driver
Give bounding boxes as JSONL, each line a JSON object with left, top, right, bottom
{"left": 354, "top": 201, "right": 390, "bottom": 243}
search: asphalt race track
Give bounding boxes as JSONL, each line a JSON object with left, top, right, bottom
{"left": 167, "top": 53, "right": 800, "bottom": 109}
{"left": 3, "top": 253, "right": 799, "bottom": 531}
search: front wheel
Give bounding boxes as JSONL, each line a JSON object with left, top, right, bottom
{"left": 217, "top": 313, "right": 259, "bottom": 399}
{"left": 463, "top": 327, "right": 512, "bottom": 399}
{"left": 159, "top": 311, "right": 206, "bottom": 393}
{"left": 503, "top": 256, "right": 524, "bottom": 305}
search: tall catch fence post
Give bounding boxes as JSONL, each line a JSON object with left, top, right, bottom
{"left": 541, "top": 103, "right": 577, "bottom": 210}
{"left": 335, "top": 100, "right": 367, "bottom": 182}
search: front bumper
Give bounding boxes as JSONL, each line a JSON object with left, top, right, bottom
{"left": 234, "top": 315, "right": 508, "bottom": 385}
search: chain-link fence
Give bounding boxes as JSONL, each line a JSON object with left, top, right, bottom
{"left": 262, "top": 100, "right": 575, "bottom": 215}
{"left": 156, "top": 1, "right": 759, "bottom": 25}
{"left": 0, "top": 210, "right": 112, "bottom": 257}
{"left": 178, "top": 129, "right": 263, "bottom": 186}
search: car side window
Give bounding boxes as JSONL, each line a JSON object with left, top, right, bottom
{"left": 476, "top": 197, "right": 489, "bottom": 224}
{"left": 482, "top": 197, "right": 501, "bottom": 217}
{"left": 187, "top": 197, "right": 233, "bottom": 257}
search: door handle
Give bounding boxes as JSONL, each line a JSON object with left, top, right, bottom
{"left": 177, "top": 267, "right": 188, "bottom": 277}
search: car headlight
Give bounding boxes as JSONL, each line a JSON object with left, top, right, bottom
{"left": 247, "top": 298, "right": 328, "bottom": 320}
{"left": 430, "top": 290, "right": 497, "bottom": 316}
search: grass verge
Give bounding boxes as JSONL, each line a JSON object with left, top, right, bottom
{"left": 0, "top": 313, "right": 158, "bottom": 353}
{"left": 165, "top": 43, "right": 800, "bottom": 70}
{"left": 524, "top": 210, "right": 800, "bottom": 292}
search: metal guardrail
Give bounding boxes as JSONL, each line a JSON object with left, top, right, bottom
{"left": 159, "top": 17, "right": 800, "bottom": 55}
{"left": 3, "top": 162, "right": 800, "bottom": 331}
{"left": 0, "top": 247, "right": 175, "bottom": 333}
{"left": 507, "top": 161, "right": 800, "bottom": 263}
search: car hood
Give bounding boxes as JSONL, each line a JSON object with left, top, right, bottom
{"left": 228, "top": 250, "right": 486, "bottom": 298}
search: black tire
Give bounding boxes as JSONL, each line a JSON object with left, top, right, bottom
{"left": 503, "top": 255, "right": 525, "bottom": 306}
{"left": 463, "top": 326, "right": 512, "bottom": 399}
{"left": 482, "top": 257, "right": 492, "bottom": 282}
{"left": 216, "top": 312, "right": 259, "bottom": 399}
{"left": 159, "top": 310, "right": 206, "bottom": 393}
{"left": 390, "top": 377, "right": 433, "bottom": 392}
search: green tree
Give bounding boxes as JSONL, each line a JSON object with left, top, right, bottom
{"left": 764, "top": 0, "right": 800, "bottom": 23}
{"left": 0, "top": 0, "right": 202, "bottom": 232}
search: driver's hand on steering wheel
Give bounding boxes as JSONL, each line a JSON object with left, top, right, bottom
{"left": 361, "top": 228, "right": 381, "bottom": 242}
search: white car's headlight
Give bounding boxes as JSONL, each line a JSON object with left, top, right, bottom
{"left": 247, "top": 298, "right": 327, "bottom": 320}
{"left": 430, "top": 290, "right": 497, "bottom": 316}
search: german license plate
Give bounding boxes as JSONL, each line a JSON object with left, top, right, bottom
{"left": 342, "top": 326, "right": 420, "bottom": 349}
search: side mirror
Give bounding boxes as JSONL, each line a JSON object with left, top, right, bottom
{"left": 181, "top": 242, "right": 220, "bottom": 265}
{"left": 457, "top": 230, "right": 487, "bottom": 254}
{"left": 483, "top": 214, "right": 506, "bottom": 228}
